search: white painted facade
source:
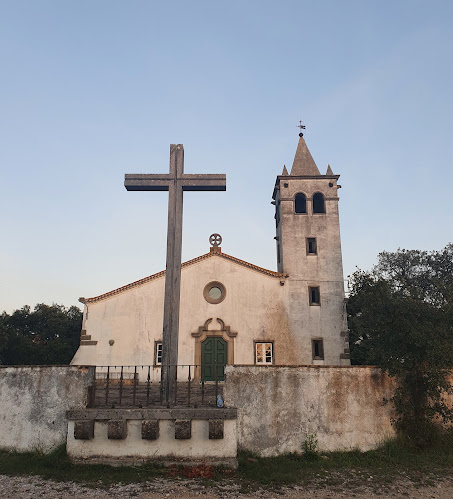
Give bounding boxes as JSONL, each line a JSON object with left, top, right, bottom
{"left": 71, "top": 136, "right": 349, "bottom": 370}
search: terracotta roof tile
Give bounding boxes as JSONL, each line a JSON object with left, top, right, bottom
{"left": 81, "top": 252, "right": 285, "bottom": 304}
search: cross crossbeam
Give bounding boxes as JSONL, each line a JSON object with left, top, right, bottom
{"left": 124, "top": 144, "right": 226, "bottom": 404}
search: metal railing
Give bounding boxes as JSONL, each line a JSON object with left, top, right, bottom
{"left": 90, "top": 364, "right": 224, "bottom": 408}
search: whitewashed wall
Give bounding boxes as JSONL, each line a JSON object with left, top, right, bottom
{"left": 0, "top": 366, "right": 94, "bottom": 453}
{"left": 71, "top": 255, "right": 303, "bottom": 377}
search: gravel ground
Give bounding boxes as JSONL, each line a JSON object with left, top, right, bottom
{"left": 1, "top": 474, "right": 453, "bottom": 499}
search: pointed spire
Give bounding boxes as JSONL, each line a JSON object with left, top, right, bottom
{"left": 290, "top": 135, "right": 320, "bottom": 176}
{"left": 282, "top": 164, "right": 289, "bottom": 176}
{"left": 326, "top": 164, "right": 333, "bottom": 175}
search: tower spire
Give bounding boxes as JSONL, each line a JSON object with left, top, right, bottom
{"left": 290, "top": 135, "right": 320, "bottom": 176}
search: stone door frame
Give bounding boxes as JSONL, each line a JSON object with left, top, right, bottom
{"left": 191, "top": 318, "right": 237, "bottom": 381}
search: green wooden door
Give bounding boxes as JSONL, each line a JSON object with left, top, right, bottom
{"left": 201, "top": 337, "right": 227, "bottom": 381}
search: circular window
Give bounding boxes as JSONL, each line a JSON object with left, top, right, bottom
{"left": 203, "top": 281, "right": 226, "bottom": 304}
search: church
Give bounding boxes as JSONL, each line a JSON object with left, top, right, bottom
{"left": 71, "top": 133, "right": 350, "bottom": 379}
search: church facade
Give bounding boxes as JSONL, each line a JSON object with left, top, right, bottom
{"left": 71, "top": 135, "right": 350, "bottom": 377}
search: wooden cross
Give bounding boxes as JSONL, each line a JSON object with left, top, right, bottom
{"left": 125, "top": 144, "right": 226, "bottom": 404}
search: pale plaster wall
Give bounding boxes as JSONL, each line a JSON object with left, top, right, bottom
{"left": 224, "top": 365, "right": 396, "bottom": 456}
{"left": 0, "top": 366, "right": 94, "bottom": 453}
{"left": 67, "top": 419, "right": 237, "bottom": 460}
{"left": 72, "top": 255, "right": 307, "bottom": 378}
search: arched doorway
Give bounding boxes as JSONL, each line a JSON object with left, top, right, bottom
{"left": 192, "top": 318, "right": 237, "bottom": 381}
{"left": 201, "top": 337, "right": 227, "bottom": 381}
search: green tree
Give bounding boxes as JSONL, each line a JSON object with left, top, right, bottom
{"left": 347, "top": 245, "right": 453, "bottom": 447}
{"left": 0, "top": 303, "right": 82, "bottom": 365}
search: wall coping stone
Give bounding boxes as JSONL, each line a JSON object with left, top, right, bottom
{"left": 67, "top": 408, "right": 237, "bottom": 420}
{"left": 228, "top": 364, "right": 382, "bottom": 369}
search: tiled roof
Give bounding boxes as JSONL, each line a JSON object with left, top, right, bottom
{"left": 80, "top": 252, "right": 285, "bottom": 304}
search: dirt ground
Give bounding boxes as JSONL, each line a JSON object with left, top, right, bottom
{"left": 1, "top": 473, "right": 453, "bottom": 499}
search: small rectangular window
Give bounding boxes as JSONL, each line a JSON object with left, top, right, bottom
{"left": 255, "top": 342, "right": 273, "bottom": 365}
{"left": 307, "top": 237, "right": 317, "bottom": 255}
{"left": 309, "top": 286, "right": 321, "bottom": 305}
{"left": 312, "top": 339, "right": 324, "bottom": 360}
{"left": 155, "top": 342, "right": 163, "bottom": 365}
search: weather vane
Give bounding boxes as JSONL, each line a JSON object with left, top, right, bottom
{"left": 297, "top": 120, "right": 306, "bottom": 137}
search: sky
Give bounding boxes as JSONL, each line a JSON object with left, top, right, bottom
{"left": 1, "top": 0, "right": 452, "bottom": 314}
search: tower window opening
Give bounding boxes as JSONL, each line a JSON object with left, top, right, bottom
{"left": 295, "top": 193, "right": 307, "bottom": 214}
{"left": 309, "top": 286, "right": 321, "bottom": 305}
{"left": 313, "top": 192, "right": 325, "bottom": 213}
{"left": 312, "top": 339, "right": 324, "bottom": 360}
{"left": 307, "top": 238, "right": 317, "bottom": 255}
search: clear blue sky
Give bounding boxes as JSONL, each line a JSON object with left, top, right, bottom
{"left": 1, "top": 0, "right": 452, "bottom": 313}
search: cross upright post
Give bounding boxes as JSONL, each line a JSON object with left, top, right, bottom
{"left": 125, "top": 144, "right": 226, "bottom": 404}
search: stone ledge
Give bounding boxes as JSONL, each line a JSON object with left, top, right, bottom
{"left": 67, "top": 407, "right": 238, "bottom": 421}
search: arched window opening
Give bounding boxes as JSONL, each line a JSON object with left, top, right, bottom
{"left": 313, "top": 192, "right": 325, "bottom": 214}
{"left": 295, "top": 193, "right": 307, "bottom": 214}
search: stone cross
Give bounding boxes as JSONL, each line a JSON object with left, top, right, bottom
{"left": 124, "top": 144, "right": 226, "bottom": 404}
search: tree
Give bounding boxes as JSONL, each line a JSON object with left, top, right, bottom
{"left": 347, "top": 244, "right": 453, "bottom": 447}
{"left": 0, "top": 303, "right": 82, "bottom": 365}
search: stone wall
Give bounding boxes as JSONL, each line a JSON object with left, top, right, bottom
{"left": 224, "top": 365, "right": 396, "bottom": 456}
{"left": 0, "top": 366, "right": 94, "bottom": 453}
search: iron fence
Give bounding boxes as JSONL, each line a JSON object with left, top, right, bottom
{"left": 90, "top": 364, "right": 224, "bottom": 408}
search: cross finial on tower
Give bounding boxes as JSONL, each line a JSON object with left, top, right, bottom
{"left": 297, "top": 120, "right": 306, "bottom": 137}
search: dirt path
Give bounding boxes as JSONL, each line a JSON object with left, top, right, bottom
{"left": 1, "top": 474, "right": 453, "bottom": 498}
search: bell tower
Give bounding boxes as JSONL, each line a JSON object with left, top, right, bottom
{"left": 272, "top": 130, "right": 349, "bottom": 365}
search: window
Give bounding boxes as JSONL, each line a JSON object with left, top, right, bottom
{"left": 203, "top": 281, "right": 226, "bottom": 304}
{"left": 295, "top": 193, "right": 307, "bottom": 214}
{"left": 312, "top": 339, "right": 324, "bottom": 360}
{"left": 155, "top": 342, "right": 163, "bottom": 365}
{"left": 312, "top": 192, "right": 325, "bottom": 213}
{"left": 306, "top": 237, "right": 317, "bottom": 255}
{"left": 255, "top": 342, "right": 273, "bottom": 365}
{"left": 309, "top": 286, "right": 321, "bottom": 305}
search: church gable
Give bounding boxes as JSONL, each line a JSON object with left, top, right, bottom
{"left": 79, "top": 250, "right": 285, "bottom": 305}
